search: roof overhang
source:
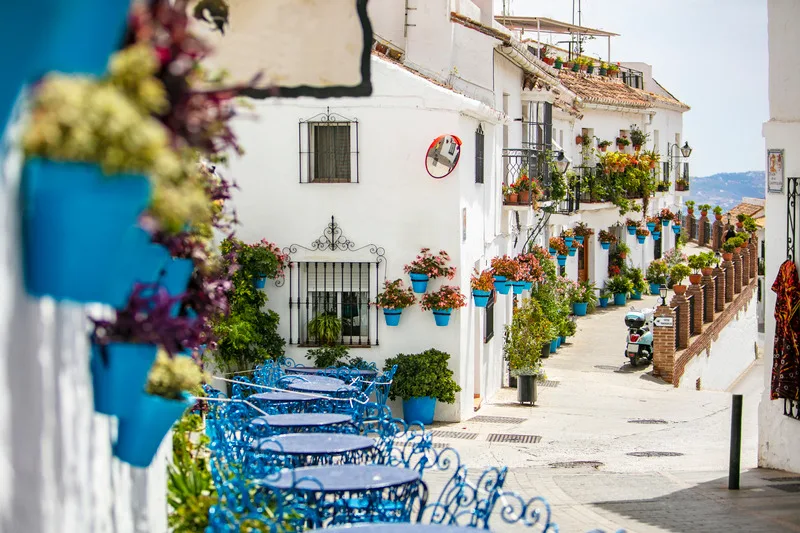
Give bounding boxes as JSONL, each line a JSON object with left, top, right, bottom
{"left": 494, "top": 16, "right": 619, "bottom": 38}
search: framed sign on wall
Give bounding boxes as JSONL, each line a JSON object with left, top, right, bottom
{"left": 768, "top": 148, "right": 784, "bottom": 193}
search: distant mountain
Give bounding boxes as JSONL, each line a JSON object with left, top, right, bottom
{"left": 686, "top": 171, "right": 764, "bottom": 211}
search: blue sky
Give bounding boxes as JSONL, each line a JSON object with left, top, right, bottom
{"left": 511, "top": 0, "right": 768, "bottom": 177}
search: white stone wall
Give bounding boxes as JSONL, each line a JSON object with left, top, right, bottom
{"left": 0, "top": 137, "right": 168, "bottom": 531}
{"left": 678, "top": 292, "right": 758, "bottom": 391}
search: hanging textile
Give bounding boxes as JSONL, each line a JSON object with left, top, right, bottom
{"left": 771, "top": 260, "right": 800, "bottom": 400}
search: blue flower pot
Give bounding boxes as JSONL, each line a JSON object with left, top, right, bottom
{"left": 549, "top": 339, "right": 558, "bottom": 353}
{"left": 512, "top": 281, "right": 525, "bottom": 295}
{"left": 652, "top": 232, "right": 661, "bottom": 241}
{"left": 662, "top": 219, "right": 670, "bottom": 227}
{"left": 599, "top": 297, "right": 609, "bottom": 308}
{"left": 575, "top": 236, "right": 585, "bottom": 245}
{"left": 646, "top": 222, "right": 656, "bottom": 232}
{"left": 114, "top": 392, "right": 194, "bottom": 468}
{"left": 253, "top": 274, "right": 267, "bottom": 289}
{"left": 21, "top": 160, "right": 151, "bottom": 305}
{"left": 561, "top": 336, "right": 566, "bottom": 344}
{"left": 383, "top": 308, "right": 402, "bottom": 326}
{"left": 409, "top": 273, "right": 429, "bottom": 293}
{"left": 672, "top": 225, "right": 681, "bottom": 234}
{"left": 649, "top": 283, "right": 662, "bottom": 296}
{"left": 564, "top": 237, "right": 574, "bottom": 248}
{"left": 524, "top": 281, "right": 533, "bottom": 291}
{"left": 91, "top": 343, "right": 158, "bottom": 418}
{"left": 573, "top": 302, "right": 588, "bottom": 316}
{"left": 548, "top": 247, "right": 557, "bottom": 255}
{"left": 473, "top": 290, "right": 491, "bottom": 307}
{"left": 568, "top": 248, "right": 577, "bottom": 257}
{"left": 402, "top": 396, "right": 436, "bottom": 426}
{"left": 631, "top": 290, "right": 643, "bottom": 300}
{"left": 556, "top": 337, "right": 561, "bottom": 348}
{"left": 636, "top": 235, "right": 646, "bottom": 244}
{"left": 627, "top": 226, "right": 637, "bottom": 236}
{"left": 557, "top": 255, "right": 567, "bottom": 266}
{"left": 433, "top": 309, "right": 452, "bottom": 327}
{"left": 493, "top": 275, "right": 511, "bottom": 295}
{"left": 600, "top": 241, "right": 611, "bottom": 250}
{"left": 109, "top": 227, "right": 170, "bottom": 305}
{"left": 161, "top": 258, "right": 195, "bottom": 310}
{"left": 613, "top": 293, "right": 627, "bottom": 306}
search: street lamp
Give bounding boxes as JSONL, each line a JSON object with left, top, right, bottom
{"left": 666, "top": 141, "right": 693, "bottom": 174}
{"left": 680, "top": 142, "right": 693, "bottom": 158}
{"left": 659, "top": 284, "right": 668, "bottom": 306}
{"left": 555, "top": 151, "right": 570, "bottom": 174}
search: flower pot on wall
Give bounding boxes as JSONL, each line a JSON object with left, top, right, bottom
{"left": 627, "top": 226, "right": 637, "bottom": 236}
{"left": 493, "top": 275, "right": 511, "bottom": 294}
{"left": 557, "top": 255, "right": 567, "bottom": 266}
{"left": 564, "top": 237, "right": 575, "bottom": 248}
{"left": 573, "top": 302, "right": 588, "bottom": 316}
{"left": 636, "top": 235, "right": 646, "bottom": 244}
{"left": 701, "top": 267, "right": 713, "bottom": 276}
{"left": 114, "top": 391, "right": 194, "bottom": 468}
{"left": 613, "top": 293, "right": 627, "bottom": 306}
{"left": 662, "top": 219, "right": 670, "bottom": 227}
{"left": 253, "top": 274, "right": 267, "bottom": 289}
{"left": 21, "top": 159, "right": 151, "bottom": 305}
{"left": 383, "top": 308, "right": 402, "bottom": 326}
{"left": 409, "top": 273, "right": 429, "bottom": 293}
{"left": 523, "top": 281, "right": 533, "bottom": 291}
{"left": 600, "top": 241, "right": 611, "bottom": 250}
{"left": 722, "top": 252, "right": 733, "bottom": 261}
{"left": 568, "top": 247, "right": 577, "bottom": 257}
{"left": 575, "top": 235, "right": 585, "bottom": 245}
{"left": 507, "top": 193, "right": 519, "bottom": 204}
{"left": 517, "top": 375, "right": 537, "bottom": 405}
{"left": 432, "top": 309, "right": 452, "bottom": 326}
{"left": 91, "top": 342, "right": 158, "bottom": 418}
{"left": 472, "top": 290, "right": 491, "bottom": 307}
{"left": 646, "top": 222, "right": 657, "bottom": 232}
{"left": 402, "top": 396, "right": 436, "bottom": 425}
{"left": 672, "top": 225, "right": 682, "bottom": 234}
{"left": 518, "top": 190, "right": 530, "bottom": 204}
{"left": 512, "top": 281, "right": 525, "bottom": 295}
{"left": 652, "top": 231, "right": 661, "bottom": 241}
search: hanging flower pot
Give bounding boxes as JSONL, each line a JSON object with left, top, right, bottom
{"left": 557, "top": 255, "right": 567, "bottom": 266}
{"left": 549, "top": 247, "right": 557, "bottom": 255}
{"left": 493, "top": 275, "right": 511, "bottom": 295}
{"left": 573, "top": 302, "right": 588, "bottom": 316}
{"left": 114, "top": 391, "right": 194, "bottom": 468}
{"left": 523, "top": 281, "right": 533, "bottom": 291}
{"left": 409, "top": 273, "right": 429, "bottom": 293}
{"left": 672, "top": 224, "right": 682, "bottom": 234}
{"left": 511, "top": 281, "right": 525, "bottom": 295}
{"left": 636, "top": 234, "right": 646, "bottom": 244}
{"left": 91, "top": 342, "right": 158, "bottom": 418}
{"left": 109, "top": 227, "right": 171, "bottom": 306}
{"left": 563, "top": 236, "right": 575, "bottom": 248}
{"left": 432, "top": 309, "right": 452, "bottom": 327}
{"left": 472, "top": 290, "right": 491, "bottom": 307}
{"left": 253, "top": 274, "right": 267, "bottom": 289}
{"left": 21, "top": 160, "right": 152, "bottom": 305}
{"left": 627, "top": 225, "right": 637, "bottom": 236}
{"left": 383, "top": 308, "right": 403, "bottom": 326}
{"left": 646, "top": 222, "right": 657, "bottom": 232}
{"left": 568, "top": 247, "right": 577, "bottom": 257}
{"left": 575, "top": 235, "right": 585, "bottom": 245}
{"left": 662, "top": 219, "right": 670, "bottom": 227}
{"left": 652, "top": 231, "right": 661, "bottom": 241}
{"left": 600, "top": 241, "right": 611, "bottom": 250}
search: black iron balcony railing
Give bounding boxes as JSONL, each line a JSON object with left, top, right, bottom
{"left": 502, "top": 148, "right": 551, "bottom": 206}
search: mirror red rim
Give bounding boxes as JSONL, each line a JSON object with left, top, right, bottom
{"left": 425, "top": 134, "right": 462, "bottom": 179}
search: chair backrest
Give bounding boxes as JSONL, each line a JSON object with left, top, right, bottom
{"left": 419, "top": 464, "right": 509, "bottom": 528}
{"left": 491, "top": 491, "right": 559, "bottom": 532}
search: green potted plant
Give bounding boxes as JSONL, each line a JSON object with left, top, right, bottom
{"left": 570, "top": 280, "right": 598, "bottom": 316}
{"left": 554, "top": 57, "right": 563, "bottom": 69}
{"left": 384, "top": 349, "right": 461, "bottom": 425}
{"left": 420, "top": 285, "right": 467, "bottom": 327}
{"left": 598, "top": 288, "right": 611, "bottom": 308}
{"left": 403, "top": 248, "right": 456, "bottom": 293}
{"left": 626, "top": 267, "right": 648, "bottom": 299}
{"left": 685, "top": 200, "right": 696, "bottom": 215}
{"left": 115, "top": 351, "right": 204, "bottom": 468}
{"left": 629, "top": 124, "right": 650, "bottom": 151}
{"left": 669, "top": 263, "right": 691, "bottom": 295}
{"left": 606, "top": 276, "right": 632, "bottom": 306}
{"left": 646, "top": 259, "right": 669, "bottom": 295}
{"left": 306, "top": 345, "right": 351, "bottom": 368}
{"left": 687, "top": 254, "right": 706, "bottom": 285}
{"left": 503, "top": 298, "right": 553, "bottom": 405}
{"left": 375, "top": 278, "right": 416, "bottom": 326}
{"left": 616, "top": 241, "right": 630, "bottom": 259}
{"left": 698, "top": 204, "right": 712, "bottom": 217}
{"left": 598, "top": 229, "right": 617, "bottom": 250}
{"left": 722, "top": 240, "right": 736, "bottom": 260}
{"left": 573, "top": 222, "right": 594, "bottom": 245}
{"left": 736, "top": 213, "right": 746, "bottom": 229}
{"left": 712, "top": 205, "right": 724, "bottom": 220}
{"left": 616, "top": 136, "right": 631, "bottom": 151}
{"left": 471, "top": 268, "right": 495, "bottom": 307}
{"left": 597, "top": 139, "right": 612, "bottom": 152}
{"left": 743, "top": 216, "right": 758, "bottom": 233}
{"left": 308, "top": 312, "right": 342, "bottom": 345}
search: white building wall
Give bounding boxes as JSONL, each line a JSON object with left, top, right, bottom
{"left": 367, "top": 0, "right": 406, "bottom": 50}
{"left": 678, "top": 293, "right": 758, "bottom": 390}
{"left": 759, "top": 0, "right": 800, "bottom": 474}
{"left": 0, "top": 142, "right": 168, "bottom": 531}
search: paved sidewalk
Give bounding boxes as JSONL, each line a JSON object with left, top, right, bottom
{"left": 427, "top": 294, "right": 800, "bottom": 532}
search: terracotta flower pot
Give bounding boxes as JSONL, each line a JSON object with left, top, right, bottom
{"left": 518, "top": 190, "right": 530, "bottom": 203}
{"left": 576, "top": 135, "right": 583, "bottom": 145}
{"left": 649, "top": 162, "right": 656, "bottom": 169}
{"left": 689, "top": 274, "right": 702, "bottom": 285}
{"left": 673, "top": 284, "right": 688, "bottom": 295}
{"left": 736, "top": 222, "right": 743, "bottom": 229}
{"left": 722, "top": 252, "right": 733, "bottom": 261}
{"left": 700, "top": 210, "right": 708, "bottom": 217}
{"left": 701, "top": 267, "right": 713, "bottom": 276}
{"left": 619, "top": 252, "right": 627, "bottom": 259}
{"left": 715, "top": 214, "right": 722, "bottom": 221}
{"left": 633, "top": 144, "right": 642, "bottom": 152}
{"left": 509, "top": 192, "right": 519, "bottom": 204}
{"left": 687, "top": 209, "right": 694, "bottom": 216}
{"left": 599, "top": 146, "right": 607, "bottom": 152}
{"left": 617, "top": 144, "right": 626, "bottom": 151}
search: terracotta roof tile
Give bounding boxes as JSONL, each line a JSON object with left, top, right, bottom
{"left": 558, "top": 70, "right": 651, "bottom": 108}
{"left": 727, "top": 202, "right": 765, "bottom": 218}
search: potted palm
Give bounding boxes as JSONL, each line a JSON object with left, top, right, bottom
{"left": 626, "top": 267, "right": 648, "bottom": 300}
{"left": 384, "top": 349, "right": 461, "bottom": 425}
{"left": 403, "top": 248, "right": 456, "bottom": 293}
{"left": 646, "top": 259, "right": 669, "bottom": 295}
{"left": 669, "top": 264, "right": 691, "bottom": 295}
{"left": 420, "top": 285, "right": 467, "bottom": 326}
{"left": 114, "top": 351, "right": 204, "bottom": 468}
{"left": 598, "top": 230, "right": 617, "bottom": 250}
{"left": 375, "top": 279, "right": 416, "bottom": 326}
{"left": 470, "top": 268, "right": 494, "bottom": 307}
{"left": 491, "top": 255, "right": 519, "bottom": 294}
{"left": 503, "top": 298, "right": 552, "bottom": 405}
{"left": 606, "top": 275, "right": 632, "bottom": 306}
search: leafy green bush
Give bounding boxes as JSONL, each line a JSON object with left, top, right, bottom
{"left": 503, "top": 298, "right": 552, "bottom": 376}
{"left": 646, "top": 259, "right": 669, "bottom": 285}
{"left": 669, "top": 264, "right": 691, "bottom": 285}
{"left": 384, "top": 349, "right": 461, "bottom": 403}
{"left": 306, "top": 345, "right": 350, "bottom": 368}
{"left": 168, "top": 413, "right": 216, "bottom": 533}
{"left": 625, "top": 267, "right": 648, "bottom": 293}
{"left": 606, "top": 275, "right": 632, "bottom": 295}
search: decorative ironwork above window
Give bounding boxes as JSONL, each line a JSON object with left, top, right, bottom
{"left": 475, "top": 124, "right": 485, "bottom": 184}
{"left": 299, "top": 108, "right": 359, "bottom": 184}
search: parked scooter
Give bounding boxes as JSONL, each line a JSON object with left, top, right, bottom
{"left": 624, "top": 307, "right": 654, "bottom": 366}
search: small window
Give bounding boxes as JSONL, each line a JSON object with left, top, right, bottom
{"left": 484, "top": 291, "right": 495, "bottom": 343}
{"left": 475, "top": 125, "right": 485, "bottom": 184}
{"left": 299, "top": 110, "right": 359, "bottom": 183}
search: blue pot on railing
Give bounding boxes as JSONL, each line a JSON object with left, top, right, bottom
{"left": 636, "top": 234, "right": 646, "bottom": 244}
{"left": 409, "top": 273, "right": 429, "bottom": 293}
{"left": 646, "top": 222, "right": 657, "bottom": 232}
{"left": 662, "top": 219, "right": 670, "bottom": 227}
{"left": 652, "top": 231, "right": 661, "bottom": 241}
{"left": 114, "top": 391, "right": 194, "bottom": 468}
{"left": 600, "top": 241, "right": 611, "bottom": 250}
{"left": 383, "top": 308, "right": 402, "bottom": 326}
{"left": 473, "top": 290, "right": 491, "bottom": 307}
{"left": 91, "top": 342, "right": 158, "bottom": 418}
{"left": 631, "top": 290, "right": 642, "bottom": 300}
{"left": 564, "top": 237, "right": 574, "bottom": 248}
{"left": 493, "top": 275, "right": 511, "bottom": 295}
{"left": 613, "top": 293, "right": 627, "bottom": 306}
{"left": 523, "top": 281, "right": 533, "bottom": 291}
{"left": 22, "top": 160, "right": 152, "bottom": 305}
{"left": 548, "top": 247, "right": 557, "bottom": 256}
{"left": 649, "top": 283, "right": 661, "bottom": 296}
{"left": 573, "top": 302, "right": 588, "bottom": 316}
{"left": 672, "top": 225, "right": 681, "bottom": 234}
{"left": 557, "top": 255, "right": 567, "bottom": 266}
{"left": 253, "top": 274, "right": 267, "bottom": 289}
{"left": 599, "top": 296, "right": 609, "bottom": 308}
{"left": 627, "top": 225, "right": 637, "bottom": 236}
{"left": 568, "top": 247, "right": 577, "bottom": 257}
{"left": 550, "top": 339, "right": 558, "bottom": 353}
{"left": 433, "top": 309, "right": 452, "bottom": 326}
{"left": 575, "top": 235, "right": 585, "bottom": 245}
{"left": 402, "top": 396, "right": 436, "bottom": 425}
{"left": 512, "top": 281, "right": 525, "bottom": 295}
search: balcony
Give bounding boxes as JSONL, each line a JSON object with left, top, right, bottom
{"left": 676, "top": 162, "right": 690, "bottom": 194}
{"left": 501, "top": 148, "right": 551, "bottom": 210}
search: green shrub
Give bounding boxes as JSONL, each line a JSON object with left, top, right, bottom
{"left": 306, "top": 345, "right": 350, "bottom": 368}
{"left": 625, "top": 267, "right": 648, "bottom": 293}
{"left": 606, "top": 275, "right": 632, "bottom": 295}
{"left": 384, "top": 349, "right": 461, "bottom": 403}
{"left": 646, "top": 259, "right": 669, "bottom": 285}
{"left": 503, "top": 298, "right": 553, "bottom": 376}
{"left": 669, "top": 264, "right": 691, "bottom": 285}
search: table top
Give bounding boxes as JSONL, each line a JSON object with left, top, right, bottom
{"left": 322, "top": 525, "right": 489, "bottom": 533}
{"left": 253, "top": 433, "right": 375, "bottom": 455}
{"left": 283, "top": 375, "right": 345, "bottom": 386}
{"left": 251, "top": 413, "right": 353, "bottom": 428}
{"left": 250, "top": 391, "right": 322, "bottom": 402}
{"left": 287, "top": 381, "right": 360, "bottom": 394}
{"left": 262, "top": 464, "right": 419, "bottom": 491}
{"left": 287, "top": 366, "right": 377, "bottom": 377}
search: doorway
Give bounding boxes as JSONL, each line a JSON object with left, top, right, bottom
{"left": 578, "top": 238, "right": 590, "bottom": 282}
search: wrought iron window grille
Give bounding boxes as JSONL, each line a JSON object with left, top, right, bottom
{"left": 484, "top": 291, "right": 495, "bottom": 343}
{"left": 475, "top": 124, "right": 485, "bottom": 184}
{"left": 299, "top": 108, "right": 359, "bottom": 184}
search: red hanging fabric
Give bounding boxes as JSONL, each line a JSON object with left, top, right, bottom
{"left": 771, "top": 260, "right": 800, "bottom": 400}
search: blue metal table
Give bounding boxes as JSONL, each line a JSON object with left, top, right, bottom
{"left": 287, "top": 381, "right": 360, "bottom": 395}
{"left": 321, "top": 525, "right": 490, "bottom": 533}
{"left": 251, "top": 433, "right": 378, "bottom": 469}
{"left": 250, "top": 391, "right": 323, "bottom": 402}
{"left": 250, "top": 413, "right": 356, "bottom": 436}
{"left": 287, "top": 366, "right": 377, "bottom": 378}
{"left": 283, "top": 374, "right": 346, "bottom": 386}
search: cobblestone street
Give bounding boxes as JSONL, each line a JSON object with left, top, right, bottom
{"left": 430, "top": 295, "right": 800, "bottom": 532}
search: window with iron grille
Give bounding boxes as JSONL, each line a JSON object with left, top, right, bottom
{"left": 654, "top": 231, "right": 662, "bottom": 259}
{"left": 475, "top": 124, "right": 485, "bottom": 184}
{"left": 484, "top": 291, "right": 495, "bottom": 343}
{"left": 288, "top": 261, "right": 375, "bottom": 346}
{"left": 299, "top": 109, "right": 359, "bottom": 183}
